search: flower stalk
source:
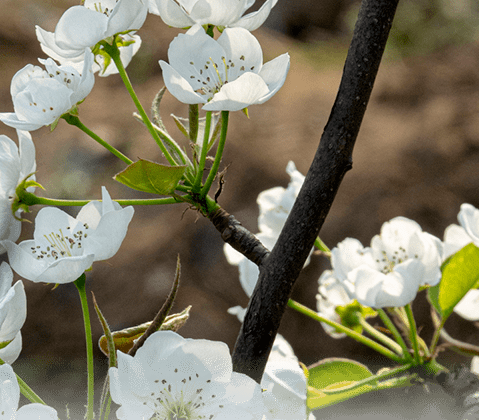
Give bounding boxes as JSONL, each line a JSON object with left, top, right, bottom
{"left": 74, "top": 273, "right": 95, "bottom": 420}
{"left": 62, "top": 114, "right": 133, "bottom": 165}
{"left": 288, "top": 299, "right": 403, "bottom": 363}
{"left": 201, "top": 111, "right": 229, "bottom": 197}
{"left": 101, "top": 40, "right": 177, "bottom": 166}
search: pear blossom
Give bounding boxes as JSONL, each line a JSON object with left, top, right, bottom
{"left": 109, "top": 330, "right": 266, "bottom": 420}
{"left": 1, "top": 187, "right": 134, "bottom": 284}
{"left": 458, "top": 203, "right": 479, "bottom": 247}
{"left": 0, "top": 51, "right": 95, "bottom": 131}
{"left": 159, "top": 24, "right": 290, "bottom": 111}
{"left": 0, "top": 263, "right": 26, "bottom": 365}
{"left": 0, "top": 363, "right": 58, "bottom": 419}
{"left": 148, "top": 0, "right": 278, "bottom": 31}
{"left": 262, "top": 334, "right": 315, "bottom": 420}
{"left": 35, "top": 0, "right": 147, "bottom": 67}
{"left": 0, "top": 131, "right": 36, "bottom": 253}
{"left": 443, "top": 206, "right": 479, "bottom": 320}
{"left": 257, "top": 161, "right": 305, "bottom": 235}
{"left": 326, "top": 217, "right": 443, "bottom": 308}
{"left": 316, "top": 270, "right": 353, "bottom": 338}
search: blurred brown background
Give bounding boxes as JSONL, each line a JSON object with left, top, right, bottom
{"left": 2, "top": 0, "right": 479, "bottom": 417}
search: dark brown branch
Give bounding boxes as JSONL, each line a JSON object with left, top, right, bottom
{"left": 210, "top": 207, "right": 270, "bottom": 267}
{"left": 231, "top": 0, "right": 400, "bottom": 382}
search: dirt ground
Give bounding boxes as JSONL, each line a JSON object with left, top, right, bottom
{"left": 1, "top": 1, "right": 479, "bottom": 418}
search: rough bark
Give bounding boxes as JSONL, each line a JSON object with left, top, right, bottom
{"left": 231, "top": 0, "right": 400, "bottom": 382}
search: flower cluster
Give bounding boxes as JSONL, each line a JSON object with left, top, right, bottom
{"left": 318, "top": 217, "right": 443, "bottom": 311}
{"left": 160, "top": 24, "right": 289, "bottom": 111}
{"left": 0, "top": 2, "right": 297, "bottom": 417}
{"left": 0, "top": 131, "right": 36, "bottom": 252}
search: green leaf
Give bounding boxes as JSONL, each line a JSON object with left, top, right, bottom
{"left": 307, "top": 358, "right": 374, "bottom": 410}
{"left": 428, "top": 243, "right": 479, "bottom": 320}
{"left": 114, "top": 159, "right": 186, "bottom": 195}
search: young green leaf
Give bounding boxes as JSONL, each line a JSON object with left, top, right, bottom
{"left": 306, "top": 358, "right": 373, "bottom": 409}
{"left": 428, "top": 243, "right": 479, "bottom": 320}
{"left": 114, "top": 159, "right": 186, "bottom": 195}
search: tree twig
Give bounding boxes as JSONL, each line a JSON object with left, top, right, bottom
{"left": 210, "top": 207, "right": 270, "bottom": 267}
{"left": 231, "top": 0, "right": 400, "bottom": 382}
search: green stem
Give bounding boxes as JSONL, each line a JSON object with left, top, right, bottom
{"left": 62, "top": 114, "right": 133, "bottom": 165}
{"left": 429, "top": 316, "right": 447, "bottom": 357}
{"left": 322, "top": 362, "right": 414, "bottom": 395}
{"left": 20, "top": 191, "right": 185, "bottom": 207}
{"left": 102, "top": 41, "right": 176, "bottom": 166}
{"left": 359, "top": 318, "right": 404, "bottom": 356}
{"left": 288, "top": 299, "right": 404, "bottom": 363}
{"left": 377, "top": 309, "right": 413, "bottom": 362}
{"left": 189, "top": 104, "right": 199, "bottom": 143}
{"left": 193, "top": 111, "right": 212, "bottom": 193}
{"left": 201, "top": 111, "right": 229, "bottom": 197}
{"left": 404, "top": 304, "right": 421, "bottom": 365}
{"left": 74, "top": 274, "right": 94, "bottom": 420}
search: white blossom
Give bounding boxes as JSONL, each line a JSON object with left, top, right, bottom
{"left": 262, "top": 334, "right": 315, "bottom": 420}
{"left": 327, "top": 217, "right": 442, "bottom": 308}
{"left": 160, "top": 24, "right": 289, "bottom": 111}
{"left": 35, "top": 0, "right": 147, "bottom": 67}
{"left": 458, "top": 203, "right": 479, "bottom": 247}
{"left": 0, "top": 263, "right": 26, "bottom": 365}
{"left": 149, "top": 0, "right": 278, "bottom": 31}
{"left": 0, "top": 131, "right": 36, "bottom": 253}
{"left": 109, "top": 330, "right": 266, "bottom": 419}
{"left": 316, "top": 270, "right": 353, "bottom": 339}
{"left": 0, "top": 51, "right": 95, "bottom": 131}
{"left": 0, "top": 363, "right": 58, "bottom": 419}
{"left": 1, "top": 187, "right": 134, "bottom": 284}
{"left": 257, "top": 161, "right": 305, "bottom": 236}
{"left": 443, "top": 206, "right": 479, "bottom": 320}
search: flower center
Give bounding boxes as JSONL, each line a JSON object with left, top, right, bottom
{"left": 89, "top": 0, "right": 120, "bottom": 17}
{"left": 188, "top": 54, "right": 255, "bottom": 99}
{"left": 30, "top": 224, "right": 89, "bottom": 261}
{"left": 376, "top": 247, "right": 419, "bottom": 274}
{"left": 146, "top": 371, "right": 219, "bottom": 420}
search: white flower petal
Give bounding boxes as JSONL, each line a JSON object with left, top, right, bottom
{"left": 0, "top": 113, "right": 43, "bottom": 132}
{"left": 233, "top": 0, "right": 278, "bottom": 31}
{"left": 454, "top": 289, "right": 479, "bottom": 321}
{"left": 0, "top": 332, "right": 22, "bottom": 365}
{"left": 55, "top": 6, "right": 108, "bottom": 50}
{"left": 151, "top": 0, "right": 195, "bottom": 27}
{"left": 190, "top": 0, "right": 248, "bottom": 26}
{"left": 443, "top": 224, "right": 472, "bottom": 259}
{"left": 331, "top": 237, "right": 374, "bottom": 282}
{"left": 458, "top": 203, "right": 479, "bottom": 246}
{"left": 107, "top": 0, "right": 148, "bottom": 36}
{"left": 36, "top": 26, "right": 83, "bottom": 63}
{"left": 352, "top": 262, "right": 420, "bottom": 308}
{"left": 16, "top": 403, "right": 59, "bottom": 420}
{"left": 0, "top": 280, "right": 26, "bottom": 344}
{"left": 217, "top": 27, "right": 263, "bottom": 80}
{"left": 257, "top": 53, "right": 290, "bottom": 104}
{"left": 160, "top": 61, "right": 207, "bottom": 104}
{"left": 203, "top": 72, "right": 269, "bottom": 111}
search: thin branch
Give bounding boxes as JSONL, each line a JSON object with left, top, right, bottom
{"left": 210, "top": 207, "right": 270, "bottom": 267}
{"left": 231, "top": 0, "right": 400, "bottom": 382}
